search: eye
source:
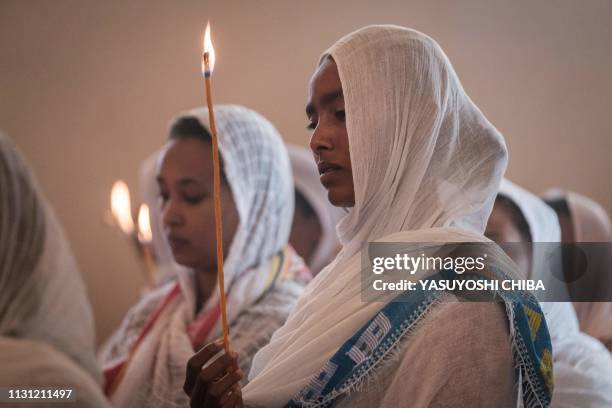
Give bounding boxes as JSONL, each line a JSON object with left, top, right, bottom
{"left": 158, "top": 191, "right": 169, "bottom": 203}
{"left": 306, "top": 116, "right": 317, "bottom": 130}
{"left": 184, "top": 194, "right": 205, "bottom": 205}
{"left": 335, "top": 110, "right": 346, "bottom": 121}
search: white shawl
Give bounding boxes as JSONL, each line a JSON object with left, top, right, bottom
{"left": 244, "top": 25, "right": 508, "bottom": 406}
{"left": 0, "top": 337, "right": 109, "bottom": 407}
{"left": 0, "top": 133, "right": 101, "bottom": 383}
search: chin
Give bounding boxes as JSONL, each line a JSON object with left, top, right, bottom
{"left": 327, "top": 188, "right": 355, "bottom": 208}
{"left": 171, "top": 253, "right": 197, "bottom": 269}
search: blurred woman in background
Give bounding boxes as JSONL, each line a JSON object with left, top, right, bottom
{"left": 542, "top": 189, "right": 612, "bottom": 350}
{"left": 487, "top": 180, "right": 612, "bottom": 407}
{"left": 287, "top": 144, "right": 342, "bottom": 276}
{"left": 0, "top": 132, "right": 108, "bottom": 407}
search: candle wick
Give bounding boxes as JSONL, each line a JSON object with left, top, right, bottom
{"left": 203, "top": 52, "right": 211, "bottom": 77}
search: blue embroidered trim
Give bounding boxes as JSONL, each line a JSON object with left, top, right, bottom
{"left": 285, "top": 269, "right": 553, "bottom": 408}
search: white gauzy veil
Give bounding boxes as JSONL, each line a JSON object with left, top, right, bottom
{"left": 0, "top": 132, "right": 101, "bottom": 383}
{"left": 244, "top": 25, "right": 509, "bottom": 406}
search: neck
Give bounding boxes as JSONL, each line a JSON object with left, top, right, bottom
{"left": 194, "top": 268, "right": 218, "bottom": 314}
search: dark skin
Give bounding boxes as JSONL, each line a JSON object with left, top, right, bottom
{"left": 157, "top": 137, "right": 240, "bottom": 311}
{"left": 485, "top": 201, "right": 532, "bottom": 275}
{"left": 289, "top": 200, "right": 323, "bottom": 268}
{"left": 306, "top": 57, "right": 355, "bottom": 208}
{"left": 158, "top": 137, "right": 244, "bottom": 407}
{"left": 556, "top": 212, "right": 575, "bottom": 244}
{"left": 185, "top": 58, "right": 357, "bottom": 407}
{"left": 184, "top": 340, "right": 243, "bottom": 408}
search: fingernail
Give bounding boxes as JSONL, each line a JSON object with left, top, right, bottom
{"left": 214, "top": 338, "right": 223, "bottom": 346}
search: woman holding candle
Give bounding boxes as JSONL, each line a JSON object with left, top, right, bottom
{"left": 100, "top": 105, "right": 309, "bottom": 407}
{"left": 187, "top": 25, "right": 555, "bottom": 407}
{"left": 0, "top": 132, "right": 109, "bottom": 407}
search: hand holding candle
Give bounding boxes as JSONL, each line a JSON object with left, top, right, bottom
{"left": 202, "top": 21, "right": 231, "bottom": 354}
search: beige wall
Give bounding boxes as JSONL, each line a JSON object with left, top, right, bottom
{"left": 1, "top": 0, "right": 610, "bottom": 344}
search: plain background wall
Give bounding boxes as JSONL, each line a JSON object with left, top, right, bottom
{"left": 1, "top": 0, "right": 610, "bottom": 344}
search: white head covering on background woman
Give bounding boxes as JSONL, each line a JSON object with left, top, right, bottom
{"left": 287, "top": 144, "right": 343, "bottom": 274}
{"left": 0, "top": 132, "right": 107, "bottom": 406}
{"left": 565, "top": 191, "right": 611, "bottom": 243}
{"left": 244, "top": 25, "right": 510, "bottom": 406}
{"left": 498, "top": 180, "right": 571, "bottom": 302}
{"left": 542, "top": 188, "right": 612, "bottom": 348}
{"left": 499, "top": 180, "right": 612, "bottom": 408}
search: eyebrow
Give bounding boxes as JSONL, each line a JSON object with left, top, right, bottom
{"left": 305, "top": 89, "right": 344, "bottom": 117}
{"left": 178, "top": 179, "right": 200, "bottom": 187}
{"left": 156, "top": 176, "right": 200, "bottom": 187}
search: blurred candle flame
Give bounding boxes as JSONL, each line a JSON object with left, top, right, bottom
{"left": 110, "top": 180, "right": 134, "bottom": 234}
{"left": 137, "top": 204, "right": 153, "bottom": 243}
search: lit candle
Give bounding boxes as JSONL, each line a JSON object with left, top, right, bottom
{"left": 110, "top": 180, "right": 135, "bottom": 234}
{"left": 137, "top": 204, "right": 156, "bottom": 288}
{"left": 202, "top": 21, "right": 230, "bottom": 353}
{"left": 109, "top": 181, "right": 156, "bottom": 288}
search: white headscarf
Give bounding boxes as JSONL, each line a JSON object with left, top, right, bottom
{"left": 287, "top": 144, "right": 343, "bottom": 274}
{"left": 108, "top": 105, "right": 299, "bottom": 407}
{"left": 172, "top": 104, "right": 295, "bottom": 317}
{"left": 499, "top": 180, "right": 612, "bottom": 407}
{"left": 244, "top": 25, "right": 508, "bottom": 406}
{"left": 554, "top": 191, "right": 612, "bottom": 405}
{"left": 498, "top": 180, "right": 578, "bottom": 331}
{"left": 566, "top": 192, "right": 611, "bottom": 243}
{"left": 542, "top": 189, "right": 612, "bottom": 351}
{"left": 542, "top": 189, "right": 612, "bottom": 243}
{"left": 0, "top": 133, "right": 101, "bottom": 383}
{"left": 498, "top": 180, "right": 571, "bottom": 302}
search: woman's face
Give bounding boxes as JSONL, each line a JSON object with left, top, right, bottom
{"left": 157, "top": 137, "right": 239, "bottom": 271}
{"left": 306, "top": 58, "right": 355, "bottom": 207}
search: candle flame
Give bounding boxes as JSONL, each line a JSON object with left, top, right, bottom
{"left": 202, "top": 21, "right": 215, "bottom": 74}
{"left": 137, "top": 204, "right": 153, "bottom": 243}
{"left": 110, "top": 180, "right": 134, "bottom": 234}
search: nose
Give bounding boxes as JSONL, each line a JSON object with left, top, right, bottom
{"left": 309, "top": 121, "right": 334, "bottom": 160}
{"left": 161, "top": 197, "right": 184, "bottom": 229}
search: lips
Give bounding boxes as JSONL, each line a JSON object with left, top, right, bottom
{"left": 317, "top": 161, "right": 342, "bottom": 176}
{"left": 317, "top": 161, "right": 342, "bottom": 186}
{"left": 167, "top": 234, "right": 189, "bottom": 251}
